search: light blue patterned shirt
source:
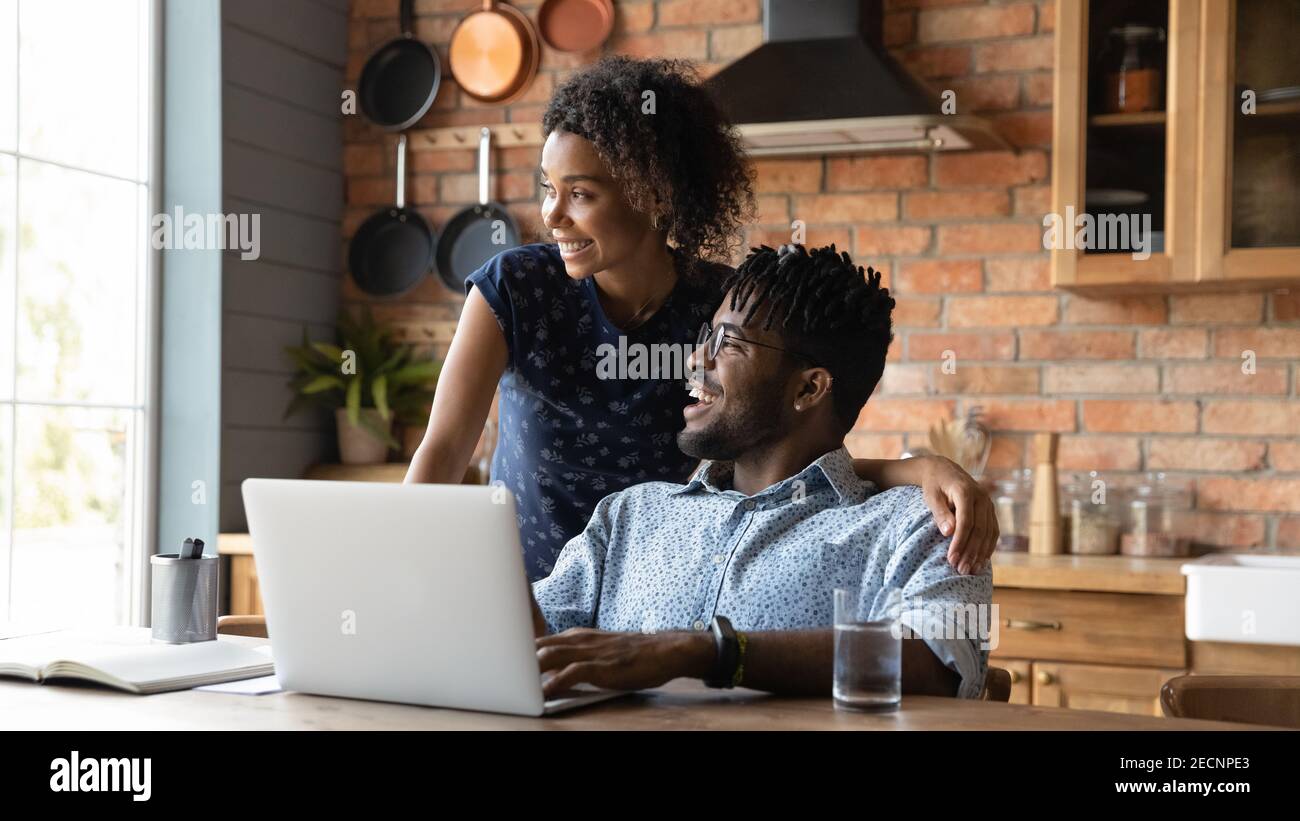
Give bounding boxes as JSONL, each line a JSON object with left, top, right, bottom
{"left": 532, "top": 446, "right": 993, "bottom": 698}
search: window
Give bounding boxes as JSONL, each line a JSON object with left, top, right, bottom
{"left": 0, "top": 0, "right": 157, "bottom": 627}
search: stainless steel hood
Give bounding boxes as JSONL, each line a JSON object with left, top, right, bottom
{"left": 705, "top": 0, "right": 1007, "bottom": 156}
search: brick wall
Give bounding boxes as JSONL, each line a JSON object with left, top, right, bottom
{"left": 342, "top": 0, "right": 1300, "bottom": 553}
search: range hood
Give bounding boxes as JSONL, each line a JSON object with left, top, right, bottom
{"left": 705, "top": 0, "right": 1007, "bottom": 156}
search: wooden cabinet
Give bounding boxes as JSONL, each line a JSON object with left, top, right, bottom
{"left": 1051, "top": 0, "right": 1300, "bottom": 291}
{"left": 990, "top": 586, "right": 1188, "bottom": 717}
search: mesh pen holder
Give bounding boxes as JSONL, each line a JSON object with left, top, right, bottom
{"left": 150, "top": 554, "right": 219, "bottom": 643}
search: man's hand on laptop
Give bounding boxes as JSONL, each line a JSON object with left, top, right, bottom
{"left": 536, "top": 628, "right": 714, "bottom": 699}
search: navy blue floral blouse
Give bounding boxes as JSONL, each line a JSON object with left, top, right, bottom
{"left": 466, "top": 242, "right": 729, "bottom": 581}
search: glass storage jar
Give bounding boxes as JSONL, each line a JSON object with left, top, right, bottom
{"left": 1121, "top": 472, "right": 1191, "bottom": 557}
{"left": 1066, "top": 471, "right": 1121, "bottom": 555}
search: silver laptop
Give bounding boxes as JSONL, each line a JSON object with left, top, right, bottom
{"left": 241, "top": 478, "right": 624, "bottom": 716}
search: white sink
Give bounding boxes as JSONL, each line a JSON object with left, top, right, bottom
{"left": 1183, "top": 554, "right": 1300, "bottom": 646}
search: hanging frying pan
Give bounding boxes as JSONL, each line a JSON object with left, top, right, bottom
{"left": 537, "top": 0, "right": 614, "bottom": 53}
{"left": 358, "top": 0, "right": 441, "bottom": 130}
{"left": 448, "top": 0, "right": 540, "bottom": 105}
{"left": 436, "top": 127, "right": 521, "bottom": 292}
{"left": 349, "top": 134, "right": 434, "bottom": 297}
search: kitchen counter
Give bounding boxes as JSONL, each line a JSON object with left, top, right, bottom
{"left": 0, "top": 675, "right": 1262, "bottom": 731}
{"left": 993, "top": 552, "right": 1188, "bottom": 595}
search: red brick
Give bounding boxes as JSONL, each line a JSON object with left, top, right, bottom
{"left": 1082, "top": 400, "right": 1198, "bottom": 433}
{"left": 938, "top": 223, "right": 1044, "bottom": 254}
{"left": 844, "top": 433, "right": 906, "bottom": 460}
{"left": 346, "top": 177, "right": 393, "bottom": 206}
{"left": 1170, "top": 293, "right": 1265, "bottom": 324}
{"left": 754, "top": 194, "right": 790, "bottom": 225}
{"left": 899, "top": 44, "right": 972, "bottom": 79}
{"left": 884, "top": 11, "right": 917, "bottom": 47}
{"left": 1279, "top": 517, "right": 1300, "bottom": 549}
{"left": 1271, "top": 441, "right": 1300, "bottom": 471}
{"left": 885, "top": 0, "right": 977, "bottom": 9}
{"left": 1202, "top": 401, "right": 1300, "bottom": 436}
{"left": 343, "top": 143, "right": 385, "bottom": 176}
{"left": 853, "top": 225, "right": 933, "bottom": 256}
{"left": 992, "top": 111, "right": 1053, "bottom": 148}
{"left": 753, "top": 158, "right": 822, "bottom": 194}
{"left": 918, "top": 4, "right": 1035, "bottom": 43}
{"left": 1184, "top": 512, "right": 1267, "bottom": 549}
{"left": 905, "top": 190, "right": 1010, "bottom": 220}
{"left": 1197, "top": 477, "right": 1300, "bottom": 513}
{"left": 1164, "top": 363, "right": 1289, "bottom": 395}
{"left": 1012, "top": 185, "right": 1051, "bottom": 217}
{"left": 826, "top": 155, "right": 929, "bottom": 191}
{"left": 1148, "top": 438, "right": 1267, "bottom": 472}
{"left": 978, "top": 399, "right": 1075, "bottom": 432}
{"left": 854, "top": 399, "right": 957, "bottom": 432}
{"left": 615, "top": 1, "right": 655, "bottom": 35}
{"left": 1138, "top": 328, "right": 1208, "bottom": 359}
{"left": 793, "top": 193, "right": 898, "bottom": 223}
{"left": 611, "top": 30, "right": 708, "bottom": 59}
{"left": 946, "top": 75, "right": 1021, "bottom": 112}
{"left": 974, "top": 36, "right": 1053, "bottom": 71}
{"left": 710, "top": 24, "right": 762, "bottom": 59}
{"left": 907, "top": 331, "right": 1017, "bottom": 361}
{"left": 1020, "top": 329, "right": 1133, "bottom": 360}
{"left": 1044, "top": 364, "right": 1159, "bottom": 394}
{"left": 1064, "top": 295, "right": 1167, "bottom": 325}
{"left": 983, "top": 434, "right": 1027, "bottom": 469}
{"left": 936, "top": 365, "right": 1039, "bottom": 394}
{"left": 986, "top": 256, "right": 1050, "bottom": 291}
{"left": 746, "top": 226, "right": 853, "bottom": 254}
{"left": 1213, "top": 327, "right": 1300, "bottom": 358}
{"left": 895, "top": 259, "right": 982, "bottom": 294}
{"left": 934, "top": 150, "right": 1048, "bottom": 187}
{"left": 1057, "top": 435, "right": 1142, "bottom": 471}
{"left": 1038, "top": 0, "right": 1056, "bottom": 32}
{"left": 1023, "top": 72, "right": 1054, "bottom": 106}
{"left": 891, "top": 298, "right": 941, "bottom": 329}
{"left": 949, "top": 295, "right": 1058, "bottom": 327}
{"left": 878, "top": 364, "right": 931, "bottom": 395}
{"left": 1272, "top": 290, "right": 1300, "bottom": 321}
{"left": 658, "top": 0, "right": 759, "bottom": 26}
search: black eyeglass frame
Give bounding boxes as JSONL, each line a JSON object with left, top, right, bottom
{"left": 695, "top": 321, "right": 821, "bottom": 367}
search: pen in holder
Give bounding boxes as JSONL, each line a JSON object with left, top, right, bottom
{"left": 151, "top": 539, "right": 219, "bottom": 643}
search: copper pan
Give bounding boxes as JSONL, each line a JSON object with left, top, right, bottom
{"left": 449, "top": 0, "right": 540, "bottom": 105}
{"left": 537, "top": 0, "right": 614, "bottom": 53}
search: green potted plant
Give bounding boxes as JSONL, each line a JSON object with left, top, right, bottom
{"left": 284, "top": 307, "right": 440, "bottom": 465}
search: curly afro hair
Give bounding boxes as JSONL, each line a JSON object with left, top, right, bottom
{"left": 542, "top": 55, "right": 756, "bottom": 277}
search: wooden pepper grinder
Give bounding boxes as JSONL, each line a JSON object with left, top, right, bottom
{"left": 1029, "top": 432, "right": 1062, "bottom": 555}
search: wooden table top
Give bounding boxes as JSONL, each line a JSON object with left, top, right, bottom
{"left": 0, "top": 677, "right": 1260, "bottom": 731}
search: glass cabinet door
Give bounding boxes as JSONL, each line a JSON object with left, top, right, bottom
{"left": 1199, "top": 0, "right": 1300, "bottom": 282}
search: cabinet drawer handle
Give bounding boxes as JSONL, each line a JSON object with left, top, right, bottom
{"left": 1036, "top": 670, "right": 1055, "bottom": 685}
{"left": 1005, "top": 619, "right": 1062, "bottom": 631}
{"left": 1009, "top": 669, "right": 1022, "bottom": 684}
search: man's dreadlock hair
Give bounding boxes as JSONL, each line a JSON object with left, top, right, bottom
{"left": 721, "top": 243, "right": 895, "bottom": 431}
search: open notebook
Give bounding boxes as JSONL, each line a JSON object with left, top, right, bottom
{"left": 0, "top": 626, "right": 274, "bottom": 694}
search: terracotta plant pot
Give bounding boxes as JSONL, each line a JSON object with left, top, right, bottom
{"left": 335, "top": 408, "right": 391, "bottom": 465}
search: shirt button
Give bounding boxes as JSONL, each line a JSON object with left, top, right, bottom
{"left": 744, "top": 500, "right": 756, "bottom": 511}
{"left": 712, "top": 554, "right": 723, "bottom": 565}
{"left": 692, "top": 620, "right": 706, "bottom": 631}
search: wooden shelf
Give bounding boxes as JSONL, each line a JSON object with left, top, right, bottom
{"left": 1253, "top": 100, "right": 1300, "bottom": 117}
{"left": 1088, "top": 110, "right": 1167, "bottom": 127}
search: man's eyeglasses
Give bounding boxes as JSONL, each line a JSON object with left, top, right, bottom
{"left": 695, "top": 322, "right": 820, "bottom": 366}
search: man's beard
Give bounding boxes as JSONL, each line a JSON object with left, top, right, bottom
{"left": 677, "top": 374, "right": 787, "bottom": 462}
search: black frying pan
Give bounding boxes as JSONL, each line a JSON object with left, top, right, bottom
{"left": 349, "top": 134, "right": 434, "bottom": 297}
{"left": 358, "top": 0, "right": 441, "bottom": 131}
{"left": 437, "top": 127, "right": 521, "bottom": 292}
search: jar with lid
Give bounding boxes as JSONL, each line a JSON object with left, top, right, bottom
{"left": 1122, "top": 472, "right": 1191, "bottom": 557}
{"left": 1100, "top": 25, "right": 1165, "bottom": 113}
{"left": 993, "top": 468, "right": 1032, "bottom": 552}
{"left": 1065, "top": 471, "right": 1120, "bottom": 555}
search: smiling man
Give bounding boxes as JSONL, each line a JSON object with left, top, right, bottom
{"left": 528, "top": 243, "right": 993, "bottom": 700}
